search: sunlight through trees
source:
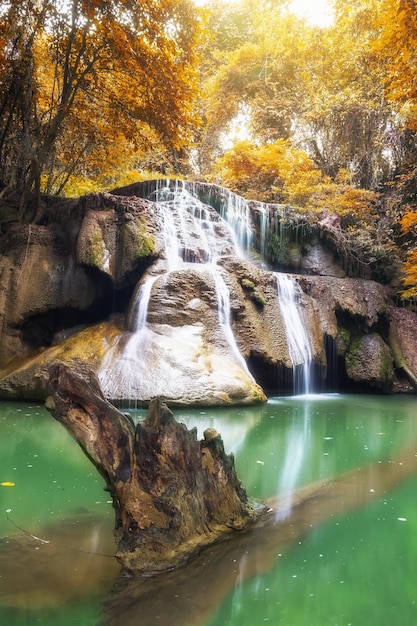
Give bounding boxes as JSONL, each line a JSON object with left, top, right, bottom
{"left": 0, "top": 0, "right": 416, "bottom": 299}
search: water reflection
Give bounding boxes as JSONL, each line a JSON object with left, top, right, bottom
{"left": 2, "top": 395, "right": 417, "bottom": 626}
{"left": 0, "top": 514, "right": 119, "bottom": 609}
{"left": 99, "top": 439, "right": 417, "bottom": 626}
{"left": 275, "top": 403, "right": 310, "bottom": 520}
{"left": 165, "top": 405, "right": 265, "bottom": 457}
{"left": 0, "top": 402, "right": 118, "bottom": 624}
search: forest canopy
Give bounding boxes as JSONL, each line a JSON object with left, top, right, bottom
{"left": 0, "top": 0, "right": 202, "bottom": 210}
{"left": 0, "top": 0, "right": 417, "bottom": 298}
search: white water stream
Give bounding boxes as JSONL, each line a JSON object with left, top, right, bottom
{"left": 211, "top": 265, "right": 254, "bottom": 379}
{"left": 98, "top": 181, "right": 256, "bottom": 400}
{"left": 276, "top": 272, "right": 313, "bottom": 395}
{"left": 99, "top": 181, "right": 316, "bottom": 401}
{"left": 219, "top": 189, "right": 253, "bottom": 253}
{"left": 128, "top": 181, "right": 246, "bottom": 331}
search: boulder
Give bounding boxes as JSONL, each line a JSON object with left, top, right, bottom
{"left": 300, "top": 239, "right": 346, "bottom": 277}
{"left": 0, "top": 224, "right": 96, "bottom": 361}
{"left": 0, "top": 320, "right": 123, "bottom": 400}
{"left": 0, "top": 194, "right": 159, "bottom": 364}
{"left": 345, "top": 332, "right": 394, "bottom": 392}
{"left": 75, "top": 196, "right": 159, "bottom": 284}
{"left": 300, "top": 275, "right": 390, "bottom": 338}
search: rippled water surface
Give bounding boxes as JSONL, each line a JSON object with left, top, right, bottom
{"left": 1, "top": 394, "right": 417, "bottom": 625}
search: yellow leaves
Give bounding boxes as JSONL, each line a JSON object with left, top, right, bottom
{"left": 400, "top": 210, "right": 417, "bottom": 236}
{"left": 400, "top": 249, "right": 417, "bottom": 299}
{"left": 213, "top": 138, "right": 378, "bottom": 219}
{"left": 398, "top": 208, "right": 417, "bottom": 299}
{"left": 1, "top": 0, "right": 204, "bottom": 197}
{"left": 374, "top": 0, "right": 417, "bottom": 126}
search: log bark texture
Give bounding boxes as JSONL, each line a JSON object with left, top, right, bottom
{"left": 44, "top": 363, "right": 264, "bottom": 575}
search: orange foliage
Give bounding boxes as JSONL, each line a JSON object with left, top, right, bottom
{"left": 399, "top": 209, "right": 417, "bottom": 298}
{"left": 213, "top": 140, "right": 378, "bottom": 220}
{"left": 374, "top": 0, "right": 417, "bottom": 128}
{"left": 212, "top": 140, "right": 317, "bottom": 203}
{"left": 401, "top": 250, "right": 417, "bottom": 298}
{"left": 0, "top": 0, "right": 204, "bottom": 204}
{"left": 400, "top": 210, "right": 417, "bottom": 237}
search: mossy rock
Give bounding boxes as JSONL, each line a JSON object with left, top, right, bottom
{"left": 241, "top": 278, "right": 255, "bottom": 290}
{"left": 251, "top": 290, "right": 267, "bottom": 306}
{"left": 122, "top": 217, "right": 155, "bottom": 260}
{"left": 345, "top": 332, "right": 394, "bottom": 391}
{"left": 336, "top": 326, "right": 351, "bottom": 356}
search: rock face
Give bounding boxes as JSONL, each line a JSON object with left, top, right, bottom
{"left": 98, "top": 264, "right": 266, "bottom": 406}
{"left": 345, "top": 333, "right": 394, "bottom": 391}
{"left": 0, "top": 179, "right": 416, "bottom": 403}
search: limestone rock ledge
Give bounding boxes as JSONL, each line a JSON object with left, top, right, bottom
{"left": 0, "top": 182, "right": 416, "bottom": 402}
{"left": 0, "top": 316, "right": 266, "bottom": 406}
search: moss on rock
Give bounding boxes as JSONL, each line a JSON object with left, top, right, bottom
{"left": 345, "top": 332, "right": 394, "bottom": 391}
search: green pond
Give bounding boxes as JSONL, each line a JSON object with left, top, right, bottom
{"left": 1, "top": 394, "right": 417, "bottom": 625}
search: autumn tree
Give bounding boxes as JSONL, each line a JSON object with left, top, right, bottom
{"left": 373, "top": 0, "right": 417, "bottom": 197}
{"left": 213, "top": 138, "right": 401, "bottom": 279}
{"left": 196, "top": 0, "right": 406, "bottom": 192}
{"left": 374, "top": 0, "right": 417, "bottom": 128}
{"left": 0, "top": 0, "right": 202, "bottom": 219}
{"left": 371, "top": 0, "right": 417, "bottom": 298}
{"left": 212, "top": 138, "right": 380, "bottom": 219}
{"left": 296, "top": 0, "right": 399, "bottom": 189}
{"left": 212, "top": 139, "right": 320, "bottom": 203}
{"left": 399, "top": 210, "right": 417, "bottom": 298}
{"left": 196, "top": 1, "right": 303, "bottom": 174}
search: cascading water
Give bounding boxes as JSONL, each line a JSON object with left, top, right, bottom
{"left": 212, "top": 266, "right": 253, "bottom": 379}
{"left": 276, "top": 272, "right": 313, "bottom": 395}
{"left": 127, "top": 275, "right": 159, "bottom": 332}
{"left": 204, "top": 186, "right": 253, "bottom": 255}
{"left": 98, "top": 180, "right": 257, "bottom": 402}
{"left": 130, "top": 180, "right": 244, "bottom": 327}
{"left": 258, "top": 203, "right": 270, "bottom": 260}
{"left": 97, "top": 178, "right": 319, "bottom": 403}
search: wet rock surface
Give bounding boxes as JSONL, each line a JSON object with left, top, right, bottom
{"left": 0, "top": 180, "right": 416, "bottom": 402}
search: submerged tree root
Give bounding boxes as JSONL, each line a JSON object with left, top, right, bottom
{"left": 44, "top": 363, "right": 267, "bottom": 575}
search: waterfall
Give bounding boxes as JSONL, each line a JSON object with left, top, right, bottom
{"left": 126, "top": 274, "right": 160, "bottom": 332}
{"left": 211, "top": 266, "right": 254, "bottom": 379}
{"left": 97, "top": 178, "right": 321, "bottom": 403}
{"left": 150, "top": 180, "right": 242, "bottom": 263}
{"left": 217, "top": 189, "right": 253, "bottom": 254}
{"left": 259, "top": 203, "right": 269, "bottom": 260}
{"left": 126, "top": 182, "right": 226, "bottom": 333}
{"left": 276, "top": 273, "right": 313, "bottom": 395}
{"left": 98, "top": 180, "right": 256, "bottom": 401}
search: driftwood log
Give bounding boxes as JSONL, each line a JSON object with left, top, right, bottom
{"left": 98, "top": 437, "right": 417, "bottom": 625}
{"left": 44, "top": 363, "right": 266, "bottom": 575}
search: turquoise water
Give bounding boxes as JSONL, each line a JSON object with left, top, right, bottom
{"left": 0, "top": 401, "right": 119, "bottom": 626}
{"left": 1, "top": 395, "right": 417, "bottom": 625}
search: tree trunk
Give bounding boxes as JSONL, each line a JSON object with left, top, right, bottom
{"left": 44, "top": 363, "right": 265, "bottom": 575}
{"left": 98, "top": 434, "right": 417, "bottom": 625}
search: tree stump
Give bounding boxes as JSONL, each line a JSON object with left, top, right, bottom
{"left": 44, "top": 363, "right": 265, "bottom": 575}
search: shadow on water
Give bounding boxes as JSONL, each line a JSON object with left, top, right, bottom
{"left": 0, "top": 512, "right": 120, "bottom": 610}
